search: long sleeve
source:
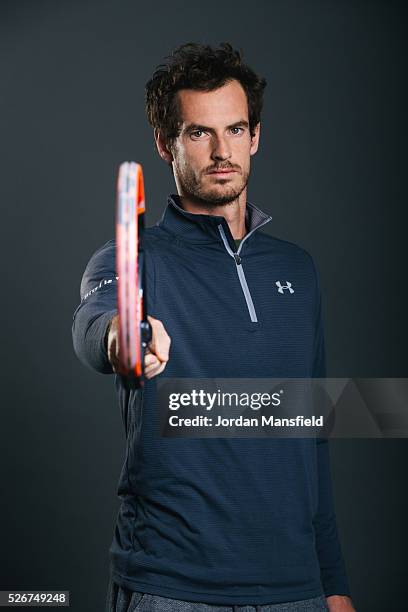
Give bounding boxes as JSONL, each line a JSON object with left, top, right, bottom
{"left": 311, "top": 256, "right": 351, "bottom": 597}
{"left": 72, "top": 239, "right": 117, "bottom": 374}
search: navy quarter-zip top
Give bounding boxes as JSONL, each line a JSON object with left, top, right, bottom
{"left": 72, "top": 194, "right": 351, "bottom": 605}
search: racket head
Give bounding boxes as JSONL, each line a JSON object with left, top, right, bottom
{"left": 115, "top": 161, "right": 146, "bottom": 387}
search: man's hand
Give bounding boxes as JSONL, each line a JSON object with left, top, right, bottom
{"left": 106, "top": 314, "right": 171, "bottom": 379}
{"left": 326, "top": 595, "right": 356, "bottom": 611}
{"left": 143, "top": 315, "right": 171, "bottom": 379}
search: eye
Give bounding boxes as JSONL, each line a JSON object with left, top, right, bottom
{"left": 230, "top": 126, "right": 244, "bottom": 135}
{"left": 190, "top": 129, "right": 206, "bottom": 139}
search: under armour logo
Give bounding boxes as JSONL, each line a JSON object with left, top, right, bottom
{"left": 276, "top": 281, "right": 294, "bottom": 294}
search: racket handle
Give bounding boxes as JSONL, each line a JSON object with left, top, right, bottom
{"left": 118, "top": 320, "right": 152, "bottom": 390}
{"left": 141, "top": 320, "right": 152, "bottom": 347}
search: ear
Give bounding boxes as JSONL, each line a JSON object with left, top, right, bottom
{"left": 250, "top": 122, "right": 261, "bottom": 156}
{"left": 154, "top": 129, "right": 174, "bottom": 164}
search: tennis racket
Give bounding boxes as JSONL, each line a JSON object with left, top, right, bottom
{"left": 116, "top": 161, "right": 151, "bottom": 388}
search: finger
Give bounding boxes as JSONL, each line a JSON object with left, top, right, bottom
{"left": 108, "top": 334, "right": 116, "bottom": 361}
{"left": 147, "top": 316, "right": 170, "bottom": 360}
{"left": 155, "top": 361, "right": 167, "bottom": 376}
{"left": 144, "top": 359, "right": 162, "bottom": 375}
{"left": 144, "top": 357, "right": 164, "bottom": 375}
{"left": 144, "top": 352, "right": 159, "bottom": 367}
{"left": 108, "top": 337, "right": 120, "bottom": 372}
{"left": 147, "top": 316, "right": 171, "bottom": 362}
{"left": 145, "top": 360, "right": 167, "bottom": 379}
{"left": 109, "top": 340, "right": 128, "bottom": 376}
{"left": 145, "top": 367, "right": 162, "bottom": 379}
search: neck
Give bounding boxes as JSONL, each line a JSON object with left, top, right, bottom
{"left": 177, "top": 189, "right": 247, "bottom": 240}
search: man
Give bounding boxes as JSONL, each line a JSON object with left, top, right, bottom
{"left": 72, "top": 43, "right": 355, "bottom": 611}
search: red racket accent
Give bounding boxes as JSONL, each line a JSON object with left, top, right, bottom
{"left": 116, "top": 162, "right": 147, "bottom": 385}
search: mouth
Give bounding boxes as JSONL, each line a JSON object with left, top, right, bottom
{"left": 206, "top": 169, "right": 237, "bottom": 176}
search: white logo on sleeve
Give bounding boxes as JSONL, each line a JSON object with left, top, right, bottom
{"left": 275, "top": 281, "right": 294, "bottom": 294}
{"left": 82, "top": 275, "right": 119, "bottom": 301}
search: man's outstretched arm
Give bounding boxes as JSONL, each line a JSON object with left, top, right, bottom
{"left": 72, "top": 239, "right": 170, "bottom": 376}
{"left": 72, "top": 240, "right": 118, "bottom": 373}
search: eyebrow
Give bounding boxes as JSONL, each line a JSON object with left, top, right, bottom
{"left": 183, "top": 120, "right": 249, "bottom": 134}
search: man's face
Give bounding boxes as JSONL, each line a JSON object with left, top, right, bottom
{"left": 167, "top": 79, "right": 260, "bottom": 207}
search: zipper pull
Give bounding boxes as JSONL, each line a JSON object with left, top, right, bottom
{"left": 233, "top": 253, "right": 242, "bottom": 265}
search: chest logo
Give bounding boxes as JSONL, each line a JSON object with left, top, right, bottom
{"left": 276, "top": 281, "right": 294, "bottom": 294}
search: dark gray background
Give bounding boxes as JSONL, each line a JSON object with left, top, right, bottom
{"left": 1, "top": 0, "right": 406, "bottom": 610}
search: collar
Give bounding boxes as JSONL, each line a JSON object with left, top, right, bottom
{"left": 156, "top": 193, "right": 272, "bottom": 251}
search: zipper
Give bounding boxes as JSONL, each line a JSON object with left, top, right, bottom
{"left": 236, "top": 214, "right": 271, "bottom": 255}
{"left": 218, "top": 223, "right": 265, "bottom": 323}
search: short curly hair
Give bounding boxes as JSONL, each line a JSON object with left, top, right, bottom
{"left": 145, "top": 42, "right": 267, "bottom": 145}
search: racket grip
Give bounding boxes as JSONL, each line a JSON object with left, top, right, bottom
{"left": 117, "top": 322, "right": 152, "bottom": 390}
{"left": 141, "top": 320, "right": 152, "bottom": 347}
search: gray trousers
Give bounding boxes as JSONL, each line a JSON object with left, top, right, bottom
{"left": 105, "top": 577, "right": 329, "bottom": 612}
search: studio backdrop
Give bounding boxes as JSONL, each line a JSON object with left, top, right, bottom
{"left": 1, "top": 1, "right": 407, "bottom": 611}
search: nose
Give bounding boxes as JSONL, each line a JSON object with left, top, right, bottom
{"left": 211, "top": 136, "right": 231, "bottom": 162}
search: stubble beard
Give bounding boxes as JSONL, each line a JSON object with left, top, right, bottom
{"left": 176, "top": 164, "right": 250, "bottom": 209}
